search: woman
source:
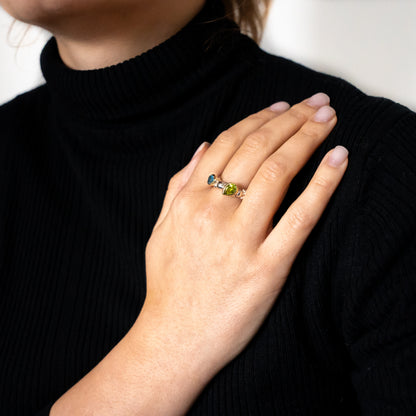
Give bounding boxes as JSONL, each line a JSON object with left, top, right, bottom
{"left": 0, "top": 0, "right": 415, "bottom": 414}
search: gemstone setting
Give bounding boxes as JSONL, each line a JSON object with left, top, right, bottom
{"left": 235, "top": 189, "right": 246, "bottom": 199}
{"left": 207, "top": 174, "right": 245, "bottom": 199}
{"left": 223, "top": 183, "right": 238, "bottom": 196}
{"left": 207, "top": 174, "right": 216, "bottom": 185}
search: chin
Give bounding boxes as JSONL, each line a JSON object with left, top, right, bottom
{"left": 0, "top": 0, "right": 128, "bottom": 26}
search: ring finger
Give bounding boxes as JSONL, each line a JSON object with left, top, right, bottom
{"left": 187, "top": 101, "right": 290, "bottom": 190}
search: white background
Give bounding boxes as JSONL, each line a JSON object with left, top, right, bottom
{"left": 1, "top": 0, "right": 416, "bottom": 110}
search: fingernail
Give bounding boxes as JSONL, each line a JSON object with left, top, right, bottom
{"left": 269, "top": 101, "right": 290, "bottom": 112}
{"left": 327, "top": 145, "right": 349, "bottom": 167}
{"left": 306, "top": 92, "right": 330, "bottom": 108}
{"left": 191, "top": 142, "right": 208, "bottom": 160}
{"left": 313, "top": 106, "right": 336, "bottom": 122}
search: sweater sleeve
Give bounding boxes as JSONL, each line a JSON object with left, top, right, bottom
{"left": 34, "top": 402, "right": 53, "bottom": 416}
{"left": 341, "top": 110, "right": 416, "bottom": 414}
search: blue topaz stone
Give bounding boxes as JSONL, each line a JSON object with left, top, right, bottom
{"left": 207, "top": 174, "right": 216, "bottom": 185}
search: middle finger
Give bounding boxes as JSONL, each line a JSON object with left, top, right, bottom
{"left": 221, "top": 93, "right": 334, "bottom": 188}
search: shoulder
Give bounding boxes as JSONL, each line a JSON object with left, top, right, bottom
{"left": 252, "top": 46, "right": 414, "bottom": 130}
{"left": 234, "top": 40, "right": 416, "bottom": 158}
{"left": 244, "top": 42, "right": 416, "bottom": 270}
{"left": 0, "top": 85, "right": 51, "bottom": 185}
{"left": 243, "top": 45, "right": 416, "bottom": 184}
{"left": 0, "top": 84, "right": 50, "bottom": 160}
{"left": 0, "top": 84, "right": 49, "bottom": 137}
{"left": 241, "top": 43, "right": 414, "bottom": 180}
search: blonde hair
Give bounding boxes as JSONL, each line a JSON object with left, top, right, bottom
{"left": 221, "top": 0, "right": 272, "bottom": 44}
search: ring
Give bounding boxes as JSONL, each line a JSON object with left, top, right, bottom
{"left": 207, "top": 174, "right": 246, "bottom": 199}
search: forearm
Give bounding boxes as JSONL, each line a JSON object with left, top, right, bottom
{"left": 50, "top": 310, "right": 216, "bottom": 416}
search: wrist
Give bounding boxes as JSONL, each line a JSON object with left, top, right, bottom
{"left": 128, "top": 302, "right": 221, "bottom": 386}
{"left": 51, "top": 309, "right": 217, "bottom": 416}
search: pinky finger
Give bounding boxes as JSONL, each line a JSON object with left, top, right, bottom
{"left": 259, "top": 145, "right": 349, "bottom": 274}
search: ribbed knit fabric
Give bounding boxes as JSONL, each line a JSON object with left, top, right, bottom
{"left": 1, "top": 0, "right": 415, "bottom": 414}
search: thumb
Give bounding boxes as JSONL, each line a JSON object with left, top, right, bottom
{"left": 153, "top": 142, "right": 210, "bottom": 229}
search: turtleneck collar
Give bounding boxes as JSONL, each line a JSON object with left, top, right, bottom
{"left": 40, "top": 0, "right": 257, "bottom": 124}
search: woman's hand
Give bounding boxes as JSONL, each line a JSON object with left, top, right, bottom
{"left": 139, "top": 92, "right": 347, "bottom": 379}
{"left": 50, "top": 93, "right": 348, "bottom": 416}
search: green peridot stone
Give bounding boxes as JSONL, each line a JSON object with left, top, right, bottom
{"left": 223, "top": 183, "right": 237, "bottom": 196}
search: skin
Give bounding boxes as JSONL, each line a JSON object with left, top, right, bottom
{"left": 0, "top": 0, "right": 205, "bottom": 69}
{"left": 1, "top": 1, "right": 348, "bottom": 414}
{"left": 48, "top": 94, "right": 346, "bottom": 415}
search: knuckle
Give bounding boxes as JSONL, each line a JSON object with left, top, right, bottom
{"left": 216, "top": 130, "right": 236, "bottom": 147}
{"left": 259, "top": 156, "right": 288, "bottom": 183}
{"left": 144, "top": 239, "right": 153, "bottom": 258}
{"left": 173, "top": 192, "right": 217, "bottom": 224}
{"left": 248, "top": 111, "right": 272, "bottom": 123}
{"left": 287, "top": 206, "right": 314, "bottom": 231}
{"left": 170, "top": 192, "right": 197, "bottom": 225}
{"left": 167, "top": 173, "right": 181, "bottom": 191}
{"left": 197, "top": 202, "right": 217, "bottom": 221}
{"left": 170, "top": 192, "right": 188, "bottom": 213}
{"left": 288, "top": 106, "right": 308, "bottom": 123}
{"left": 244, "top": 130, "right": 269, "bottom": 152}
{"left": 312, "top": 175, "right": 333, "bottom": 192}
{"left": 298, "top": 126, "right": 321, "bottom": 142}
{"left": 192, "top": 200, "right": 220, "bottom": 230}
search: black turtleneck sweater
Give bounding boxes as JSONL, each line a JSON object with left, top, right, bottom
{"left": 1, "top": 1, "right": 415, "bottom": 414}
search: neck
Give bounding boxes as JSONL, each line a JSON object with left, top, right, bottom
{"left": 52, "top": 0, "right": 205, "bottom": 70}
